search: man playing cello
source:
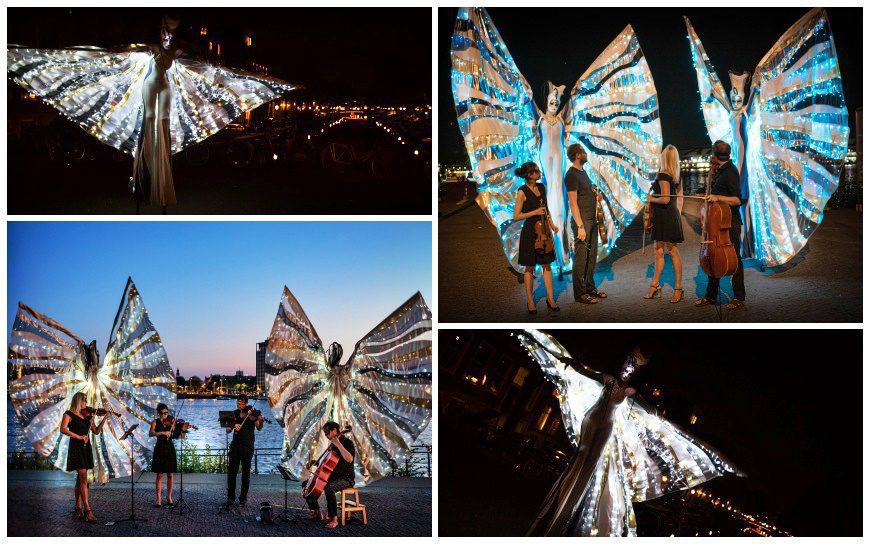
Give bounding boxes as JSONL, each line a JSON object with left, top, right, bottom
{"left": 305, "top": 421, "right": 355, "bottom": 529}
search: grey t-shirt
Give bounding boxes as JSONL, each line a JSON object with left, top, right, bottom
{"left": 565, "top": 166, "right": 597, "bottom": 229}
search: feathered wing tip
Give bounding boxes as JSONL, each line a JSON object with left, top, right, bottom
{"left": 562, "top": 23, "right": 663, "bottom": 261}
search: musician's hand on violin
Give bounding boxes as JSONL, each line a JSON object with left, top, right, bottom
{"left": 81, "top": 434, "right": 89, "bottom": 444}
{"left": 706, "top": 194, "right": 719, "bottom": 203}
{"left": 596, "top": 192, "right": 603, "bottom": 202}
{"left": 550, "top": 223, "right": 559, "bottom": 234}
{"left": 234, "top": 423, "right": 242, "bottom": 432}
{"left": 532, "top": 207, "right": 546, "bottom": 217}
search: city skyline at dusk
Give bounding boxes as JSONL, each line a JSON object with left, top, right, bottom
{"left": 8, "top": 221, "right": 432, "bottom": 377}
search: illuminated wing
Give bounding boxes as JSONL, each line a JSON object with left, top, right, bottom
{"left": 96, "top": 277, "right": 175, "bottom": 481}
{"left": 167, "top": 58, "right": 295, "bottom": 153}
{"left": 7, "top": 46, "right": 151, "bottom": 154}
{"left": 572, "top": 400, "right": 740, "bottom": 536}
{"left": 344, "top": 293, "right": 432, "bottom": 483}
{"left": 8, "top": 303, "right": 89, "bottom": 473}
{"left": 514, "top": 330, "right": 602, "bottom": 444}
{"left": 451, "top": 7, "right": 540, "bottom": 272}
{"left": 562, "top": 25, "right": 662, "bottom": 259}
{"left": 265, "top": 286, "right": 331, "bottom": 480}
{"left": 684, "top": 18, "right": 736, "bottom": 153}
{"left": 743, "top": 8, "right": 849, "bottom": 266}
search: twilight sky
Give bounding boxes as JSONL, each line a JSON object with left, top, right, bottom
{"left": 8, "top": 222, "right": 432, "bottom": 378}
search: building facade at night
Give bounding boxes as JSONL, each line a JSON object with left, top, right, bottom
{"left": 255, "top": 339, "right": 268, "bottom": 394}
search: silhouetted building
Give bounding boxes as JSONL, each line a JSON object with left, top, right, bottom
{"left": 256, "top": 340, "right": 268, "bottom": 394}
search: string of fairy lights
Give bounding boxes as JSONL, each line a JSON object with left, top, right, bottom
{"left": 264, "top": 287, "right": 431, "bottom": 485}
{"left": 7, "top": 278, "right": 175, "bottom": 483}
{"left": 451, "top": 7, "right": 662, "bottom": 276}
{"left": 685, "top": 8, "right": 848, "bottom": 268}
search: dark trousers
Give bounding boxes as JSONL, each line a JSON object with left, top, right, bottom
{"left": 705, "top": 224, "right": 746, "bottom": 301}
{"left": 227, "top": 441, "right": 253, "bottom": 502}
{"left": 572, "top": 218, "right": 599, "bottom": 300}
{"left": 306, "top": 477, "right": 353, "bottom": 518}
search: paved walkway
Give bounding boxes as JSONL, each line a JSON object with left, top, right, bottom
{"left": 7, "top": 471, "right": 430, "bottom": 537}
{"left": 439, "top": 200, "right": 862, "bottom": 322}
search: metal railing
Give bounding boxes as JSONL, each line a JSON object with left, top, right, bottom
{"left": 8, "top": 444, "right": 432, "bottom": 477}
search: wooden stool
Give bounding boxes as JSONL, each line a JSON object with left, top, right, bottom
{"left": 339, "top": 487, "right": 367, "bottom": 526}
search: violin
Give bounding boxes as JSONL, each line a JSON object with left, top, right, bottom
{"left": 699, "top": 158, "right": 739, "bottom": 279}
{"left": 302, "top": 425, "right": 352, "bottom": 499}
{"left": 166, "top": 416, "right": 198, "bottom": 439}
{"left": 81, "top": 406, "right": 121, "bottom": 418}
{"left": 533, "top": 190, "right": 555, "bottom": 255}
{"left": 595, "top": 190, "right": 608, "bottom": 244}
{"left": 240, "top": 405, "right": 273, "bottom": 425}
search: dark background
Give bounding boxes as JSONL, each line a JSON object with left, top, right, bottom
{"left": 439, "top": 7, "right": 862, "bottom": 165}
{"left": 9, "top": 8, "right": 431, "bottom": 104}
{"left": 440, "top": 329, "right": 862, "bottom": 536}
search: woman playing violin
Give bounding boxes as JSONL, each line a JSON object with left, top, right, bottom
{"left": 59, "top": 391, "right": 113, "bottom": 522}
{"left": 149, "top": 402, "right": 179, "bottom": 507}
{"left": 514, "top": 161, "right": 560, "bottom": 315}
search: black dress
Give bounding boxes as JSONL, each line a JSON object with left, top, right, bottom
{"left": 65, "top": 410, "right": 94, "bottom": 471}
{"left": 151, "top": 418, "right": 178, "bottom": 473}
{"left": 650, "top": 173, "right": 684, "bottom": 243}
{"left": 517, "top": 183, "right": 556, "bottom": 267}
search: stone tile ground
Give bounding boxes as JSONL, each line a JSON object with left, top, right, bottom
{"left": 7, "top": 471, "right": 431, "bottom": 537}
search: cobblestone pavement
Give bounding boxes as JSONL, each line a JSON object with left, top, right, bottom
{"left": 439, "top": 200, "right": 862, "bottom": 322}
{"left": 7, "top": 471, "right": 431, "bottom": 537}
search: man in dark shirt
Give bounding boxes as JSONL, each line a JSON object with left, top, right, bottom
{"left": 225, "top": 393, "right": 264, "bottom": 507}
{"left": 565, "top": 143, "right": 607, "bottom": 304}
{"left": 695, "top": 140, "right": 747, "bottom": 310}
{"left": 306, "top": 421, "right": 355, "bottom": 529}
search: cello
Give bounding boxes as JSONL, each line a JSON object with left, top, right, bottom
{"left": 699, "top": 158, "right": 739, "bottom": 279}
{"left": 302, "top": 425, "right": 352, "bottom": 500}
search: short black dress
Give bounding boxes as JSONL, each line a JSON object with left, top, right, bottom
{"left": 65, "top": 410, "right": 94, "bottom": 471}
{"left": 151, "top": 418, "right": 178, "bottom": 473}
{"left": 517, "top": 183, "right": 556, "bottom": 267}
{"left": 650, "top": 173, "right": 684, "bottom": 243}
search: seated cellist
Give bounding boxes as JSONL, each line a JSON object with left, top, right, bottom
{"left": 305, "top": 421, "right": 355, "bottom": 528}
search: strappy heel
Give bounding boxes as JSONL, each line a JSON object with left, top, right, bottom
{"left": 84, "top": 509, "right": 97, "bottom": 523}
{"left": 73, "top": 507, "right": 83, "bottom": 519}
{"left": 670, "top": 288, "right": 684, "bottom": 304}
{"left": 643, "top": 284, "right": 662, "bottom": 300}
{"left": 546, "top": 300, "right": 560, "bottom": 312}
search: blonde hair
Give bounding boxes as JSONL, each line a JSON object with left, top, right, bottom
{"left": 659, "top": 145, "right": 681, "bottom": 183}
{"left": 70, "top": 391, "right": 87, "bottom": 411}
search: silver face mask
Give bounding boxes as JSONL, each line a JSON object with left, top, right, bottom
{"left": 728, "top": 71, "right": 749, "bottom": 110}
{"left": 545, "top": 81, "right": 566, "bottom": 115}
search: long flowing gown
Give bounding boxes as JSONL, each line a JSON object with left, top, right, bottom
{"left": 133, "top": 51, "right": 176, "bottom": 207}
{"left": 529, "top": 376, "right": 629, "bottom": 536}
{"left": 538, "top": 114, "right": 569, "bottom": 271}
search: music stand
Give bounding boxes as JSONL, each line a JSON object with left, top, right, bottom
{"left": 170, "top": 402, "right": 192, "bottom": 515}
{"left": 112, "top": 424, "right": 147, "bottom": 528}
{"left": 276, "top": 465, "right": 305, "bottom": 523}
{"left": 216, "top": 411, "right": 241, "bottom": 516}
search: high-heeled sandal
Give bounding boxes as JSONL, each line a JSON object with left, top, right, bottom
{"left": 670, "top": 288, "right": 684, "bottom": 304}
{"left": 643, "top": 284, "right": 662, "bottom": 300}
{"left": 73, "top": 507, "right": 83, "bottom": 519}
{"left": 83, "top": 509, "right": 97, "bottom": 523}
{"left": 546, "top": 300, "right": 560, "bottom": 312}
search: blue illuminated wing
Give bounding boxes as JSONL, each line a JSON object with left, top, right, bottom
{"left": 7, "top": 46, "right": 151, "bottom": 154}
{"left": 514, "top": 330, "right": 603, "bottom": 445}
{"left": 98, "top": 278, "right": 175, "bottom": 481}
{"left": 167, "top": 58, "right": 295, "bottom": 153}
{"left": 345, "top": 293, "right": 432, "bottom": 483}
{"left": 684, "top": 18, "right": 736, "bottom": 153}
{"left": 264, "top": 286, "right": 330, "bottom": 480}
{"left": 562, "top": 25, "right": 662, "bottom": 259}
{"left": 742, "top": 8, "right": 849, "bottom": 267}
{"left": 451, "top": 7, "right": 540, "bottom": 271}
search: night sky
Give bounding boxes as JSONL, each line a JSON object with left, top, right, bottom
{"left": 439, "top": 7, "right": 862, "bottom": 165}
{"left": 535, "top": 329, "right": 862, "bottom": 536}
{"left": 8, "top": 8, "right": 431, "bottom": 103}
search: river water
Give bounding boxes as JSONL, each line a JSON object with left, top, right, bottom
{"left": 7, "top": 398, "right": 431, "bottom": 474}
